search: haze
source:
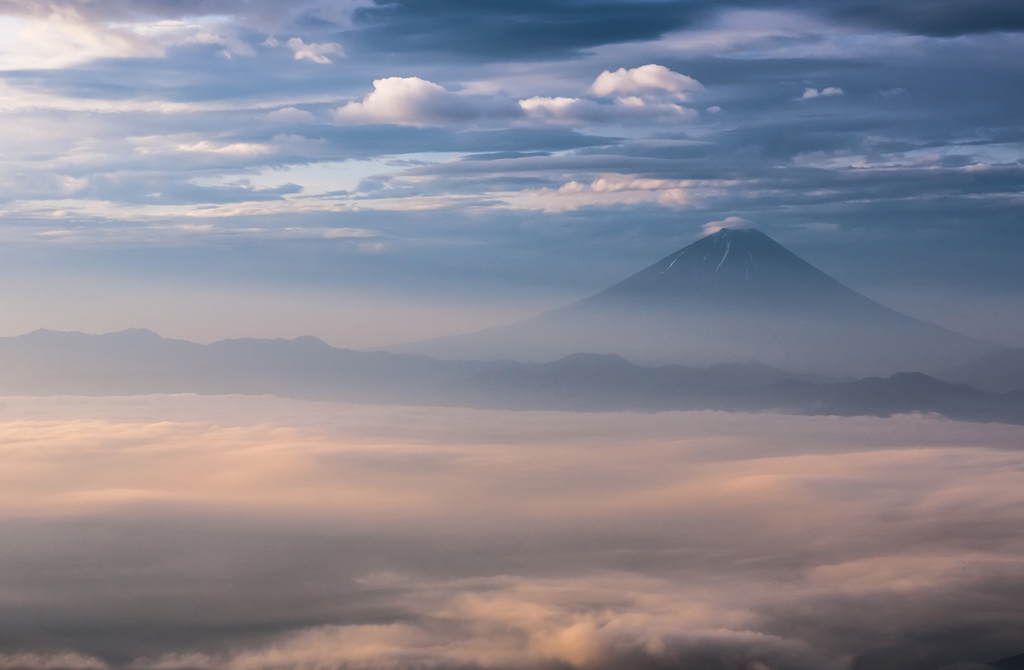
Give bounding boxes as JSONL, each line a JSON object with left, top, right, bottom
{"left": 1, "top": 2, "right": 1023, "bottom": 669}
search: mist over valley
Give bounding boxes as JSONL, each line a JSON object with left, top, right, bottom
{"left": 0, "top": 0, "right": 1022, "bottom": 668}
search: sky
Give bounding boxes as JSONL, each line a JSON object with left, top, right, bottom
{"left": 0, "top": 0, "right": 1022, "bottom": 346}
{"left": 0, "top": 395, "right": 1022, "bottom": 670}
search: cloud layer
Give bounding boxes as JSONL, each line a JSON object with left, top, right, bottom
{"left": 0, "top": 0, "right": 1021, "bottom": 345}
{"left": 0, "top": 395, "right": 1022, "bottom": 669}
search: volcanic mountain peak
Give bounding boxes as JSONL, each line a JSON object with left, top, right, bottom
{"left": 654, "top": 228, "right": 821, "bottom": 281}
{"left": 387, "top": 226, "right": 994, "bottom": 375}
{"left": 582, "top": 227, "right": 875, "bottom": 313}
{"left": 653, "top": 228, "right": 802, "bottom": 277}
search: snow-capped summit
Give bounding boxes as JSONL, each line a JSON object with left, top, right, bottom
{"left": 388, "top": 228, "right": 995, "bottom": 376}
{"left": 584, "top": 227, "right": 877, "bottom": 313}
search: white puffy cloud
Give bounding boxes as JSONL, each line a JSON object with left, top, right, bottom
{"left": 591, "top": 64, "right": 704, "bottom": 100}
{"left": 802, "top": 86, "right": 844, "bottom": 99}
{"left": 285, "top": 37, "right": 343, "bottom": 64}
{"left": 515, "top": 64, "right": 702, "bottom": 126}
{"left": 519, "top": 95, "right": 697, "bottom": 125}
{"left": 334, "top": 77, "right": 522, "bottom": 127}
{"left": 335, "top": 67, "right": 702, "bottom": 128}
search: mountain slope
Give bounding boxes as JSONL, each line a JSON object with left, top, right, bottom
{"left": 388, "top": 228, "right": 993, "bottom": 376}
{"left": 582, "top": 228, "right": 878, "bottom": 312}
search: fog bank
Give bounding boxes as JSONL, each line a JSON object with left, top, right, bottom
{"left": 0, "top": 396, "right": 1020, "bottom": 669}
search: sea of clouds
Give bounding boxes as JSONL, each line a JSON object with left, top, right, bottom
{"left": 0, "top": 396, "right": 1020, "bottom": 670}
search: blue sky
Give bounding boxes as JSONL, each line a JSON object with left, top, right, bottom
{"left": 0, "top": 0, "right": 1022, "bottom": 346}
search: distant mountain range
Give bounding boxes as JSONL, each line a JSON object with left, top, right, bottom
{"left": 0, "top": 328, "right": 1021, "bottom": 425}
{"left": 388, "top": 228, "right": 995, "bottom": 377}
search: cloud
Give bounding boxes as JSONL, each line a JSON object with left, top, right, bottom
{"left": 0, "top": 653, "right": 107, "bottom": 670}
{"left": 285, "top": 37, "right": 344, "bottom": 64}
{"left": 0, "top": 79, "right": 343, "bottom": 115}
{"left": 341, "top": 0, "right": 703, "bottom": 60}
{"left": 0, "top": 0, "right": 374, "bottom": 33}
{"left": 0, "top": 396, "right": 1021, "bottom": 668}
{"left": 266, "top": 107, "right": 317, "bottom": 123}
{"left": 702, "top": 216, "right": 755, "bottom": 235}
{"left": 221, "top": 578, "right": 847, "bottom": 670}
{"left": 0, "top": 12, "right": 157, "bottom": 68}
{"left": 335, "top": 70, "right": 700, "bottom": 128}
{"left": 0, "top": 0, "right": 1022, "bottom": 317}
{"left": 340, "top": 0, "right": 1024, "bottom": 60}
{"left": 130, "top": 135, "right": 274, "bottom": 157}
{"left": 0, "top": 9, "right": 270, "bottom": 69}
{"left": 335, "top": 77, "right": 523, "bottom": 127}
{"left": 519, "top": 95, "right": 698, "bottom": 126}
{"left": 465, "top": 167, "right": 736, "bottom": 213}
{"left": 283, "top": 226, "right": 378, "bottom": 239}
{"left": 654, "top": 9, "right": 927, "bottom": 61}
{"left": 591, "top": 64, "right": 704, "bottom": 100}
{"left": 802, "top": 87, "right": 844, "bottom": 99}
{"left": 510, "top": 174, "right": 699, "bottom": 212}
{"left": 818, "top": 0, "right": 1024, "bottom": 37}
{"left": 515, "top": 64, "right": 703, "bottom": 126}
{"left": 0, "top": 1, "right": 384, "bottom": 69}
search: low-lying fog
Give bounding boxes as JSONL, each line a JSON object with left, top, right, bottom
{"left": 0, "top": 396, "right": 1021, "bottom": 670}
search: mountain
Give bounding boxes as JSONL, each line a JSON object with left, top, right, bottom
{"left": 940, "top": 348, "right": 1024, "bottom": 393}
{"left": 387, "top": 228, "right": 994, "bottom": 376}
{"left": 0, "top": 329, "right": 823, "bottom": 401}
{"left": 0, "top": 328, "right": 1021, "bottom": 425}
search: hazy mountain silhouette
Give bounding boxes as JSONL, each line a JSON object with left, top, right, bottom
{"left": 388, "top": 228, "right": 994, "bottom": 376}
{"left": 940, "top": 348, "right": 1024, "bottom": 392}
{"left": 0, "top": 329, "right": 1021, "bottom": 425}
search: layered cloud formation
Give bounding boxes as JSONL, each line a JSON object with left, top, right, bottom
{"left": 0, "top": 395, "right": 1022, "bottom": 669}
{"left": 0, "top": 0, "right": 1021, "bottom": 344}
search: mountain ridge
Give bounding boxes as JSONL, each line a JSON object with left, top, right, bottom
{"left": 0, "top": 328, "right": 1020, "bottom": 425}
